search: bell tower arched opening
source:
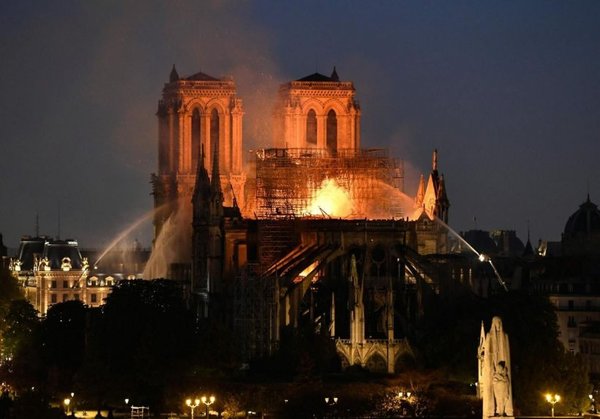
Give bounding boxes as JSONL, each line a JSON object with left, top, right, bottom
{"left": 191, "top": 108, "right": 202, "bottom": 171}
{"left": 306, "top": 109, "right": 317, "bottom": 145}
{"left": 210, "top": 108, "right": 220, "bottom": 170}
{"left": 326, "top": 109, "right": 337, "bottom": 152}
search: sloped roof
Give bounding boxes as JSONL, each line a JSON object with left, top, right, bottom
{"left": 185, "top": 71, "right": 219, "bottom": 81}
{"left": 296, "top": 72, "right": 335, "bottom": 82}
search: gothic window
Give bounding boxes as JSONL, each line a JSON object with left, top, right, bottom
{"left": 210, "top": 109, "right": 220, "bottom": 170}
{"left": 326, "top": 109, "right": 337, "bottom": 152}
{"left": 306, "top": 109, "right": 317, "bottom": 145}
{"left": 192, "top": 108, "right": 202, "bottom": 170}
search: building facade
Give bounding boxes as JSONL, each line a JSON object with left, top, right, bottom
{"left": 153, "top": 66, "right": 451, "bottom": 373}
{"left": 10, "top": 237, "right": 112, "bottom": 315}
{"left": 531, "top": 195, "right": 600, "bottom": 374}
{"left": 153, "top": 66, "right": 245, "bottom": 242}
{"left": 273, "top": 67, "right": 361, "bottom": 151}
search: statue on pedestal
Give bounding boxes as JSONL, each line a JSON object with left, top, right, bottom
{"left": 478, "top": 316, "right": 514, "bottom": 418}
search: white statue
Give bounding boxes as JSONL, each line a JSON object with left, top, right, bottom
{"left": 61, "top": 257, "right": 72, "bottom": 272}
{"left": 478, "top": 316, "right": 514, "bottom": 418}
{"left": 39, "top": 257, "right": 50, "bottom": 272}
{"left": 9, "top": 258, "right": 22, "bottom": 273}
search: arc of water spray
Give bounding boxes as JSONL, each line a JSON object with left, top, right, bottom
{"left": 433, "top": 216, "right": 508, "bottom": 292}
{"left": 93, "top": 206, "right": 162, "bottom": 268}
{"left": 71, "top": 206, "right": 162, "bottom": 288}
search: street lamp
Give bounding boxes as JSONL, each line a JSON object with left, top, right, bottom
{"left": 324, "top": 397, "right": 338, "bottom": 417}
{"left": 398, "top": 391, "right": 412, "bottom": 399}
{"left": 63, "top": 398, "right": 71, "bottom": 415}
{"left": 545, "top": 393, "right": 560, "bottom": 417}
{"left": 201, "top": 395, "right": 215, "bottom": 417}
{"left": 398, "top": 390, "right": 414, "bottom": 417}
{"left": 186, "top": 398, "right": 201, "bottom": 419}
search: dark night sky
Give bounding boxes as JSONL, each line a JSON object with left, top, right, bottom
{"left": 1, "top": 1, "right": 599, "bottom": 250}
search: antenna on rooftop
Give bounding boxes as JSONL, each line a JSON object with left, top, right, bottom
{"left": 35, "top": 212, "right": 39, "bottom": 237}
{"left": 57, "top": 201, "right": 61, "bottom": 240}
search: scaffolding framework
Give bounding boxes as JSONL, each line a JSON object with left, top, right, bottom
{"left": 254, "top": 148, "right": 404, "bottom": 219}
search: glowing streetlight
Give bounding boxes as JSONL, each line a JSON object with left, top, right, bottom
{"left": 201, "top": 395, "right": 215, "bottom": 417}
{"left": 398, "top": 391, "right": 412, "bottom": 399}
{"left": 63, "top": 398, "right": 71, "bottom": 415}
{"left": 545, "top": 393, "right": 560, "bottom": 417}
{"left": 324, "top": 396, "right": 338, "bottom": 417}
{"left": 186, "top": 398, "right": 201, "bottom": 419}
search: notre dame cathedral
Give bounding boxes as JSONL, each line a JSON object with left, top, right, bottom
{"left": 151, "top": 65, "right": 450, "bottom": 373}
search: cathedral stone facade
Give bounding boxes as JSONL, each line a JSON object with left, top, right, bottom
{"left": 273, "top": 67, "right": 361, "bottom": 151}
{"left": 152, "top": 65, "right": 451, "bottom": 373}
{"left": 153, "top": 66, "right": 245, "bottom": 242}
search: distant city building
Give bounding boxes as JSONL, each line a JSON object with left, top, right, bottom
{"left": 562, "top": 194, "right": 600, "bottom": 257}
{"left": 531, "top": 195, "right": 600, "bottom": 375}
{"left": 9, "top": 236, "right": 149, "bottom": 315}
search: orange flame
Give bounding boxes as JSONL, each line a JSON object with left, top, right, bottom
{"left": 307, "top": 179, "right": 353, "bottom": 218}
{"left": 305, "top": 176, "right": 423, "bottom": 220}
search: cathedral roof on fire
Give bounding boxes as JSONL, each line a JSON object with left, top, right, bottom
{"left": 564, "top": 195, "right": 600, "bottom": 237}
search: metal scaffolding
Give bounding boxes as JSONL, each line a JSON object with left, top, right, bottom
{"left": 254, "top": 148, "right": 404, "bottom": 219}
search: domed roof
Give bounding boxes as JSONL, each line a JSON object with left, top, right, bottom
{"left": 564, "top": 195, "right": 600, "bottom": 237}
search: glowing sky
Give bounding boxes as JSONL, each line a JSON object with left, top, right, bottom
{"left": 1, "top": 1, "right": 599, "bottom": 249}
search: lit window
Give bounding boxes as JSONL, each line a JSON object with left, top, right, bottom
{"left": 91, "top": 294, "right": 97, "bottom": 303}
{"left": 51, "top": 294, "right": 57, "bottom": 303}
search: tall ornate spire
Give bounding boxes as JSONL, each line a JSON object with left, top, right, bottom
{"left": 436, "top": 174, "right": 450, "bottom": 223}
{"left": 192, "top": 145, "right": 211, "bottom": 207}
{"left": 432, "top": 148, "right": 438, "bottom": 172}
{"left": 415, "top": 174, "right": 426, "bottom": 207}
{"left": 210, "top": 143, "right": 222, "bottom": 198}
